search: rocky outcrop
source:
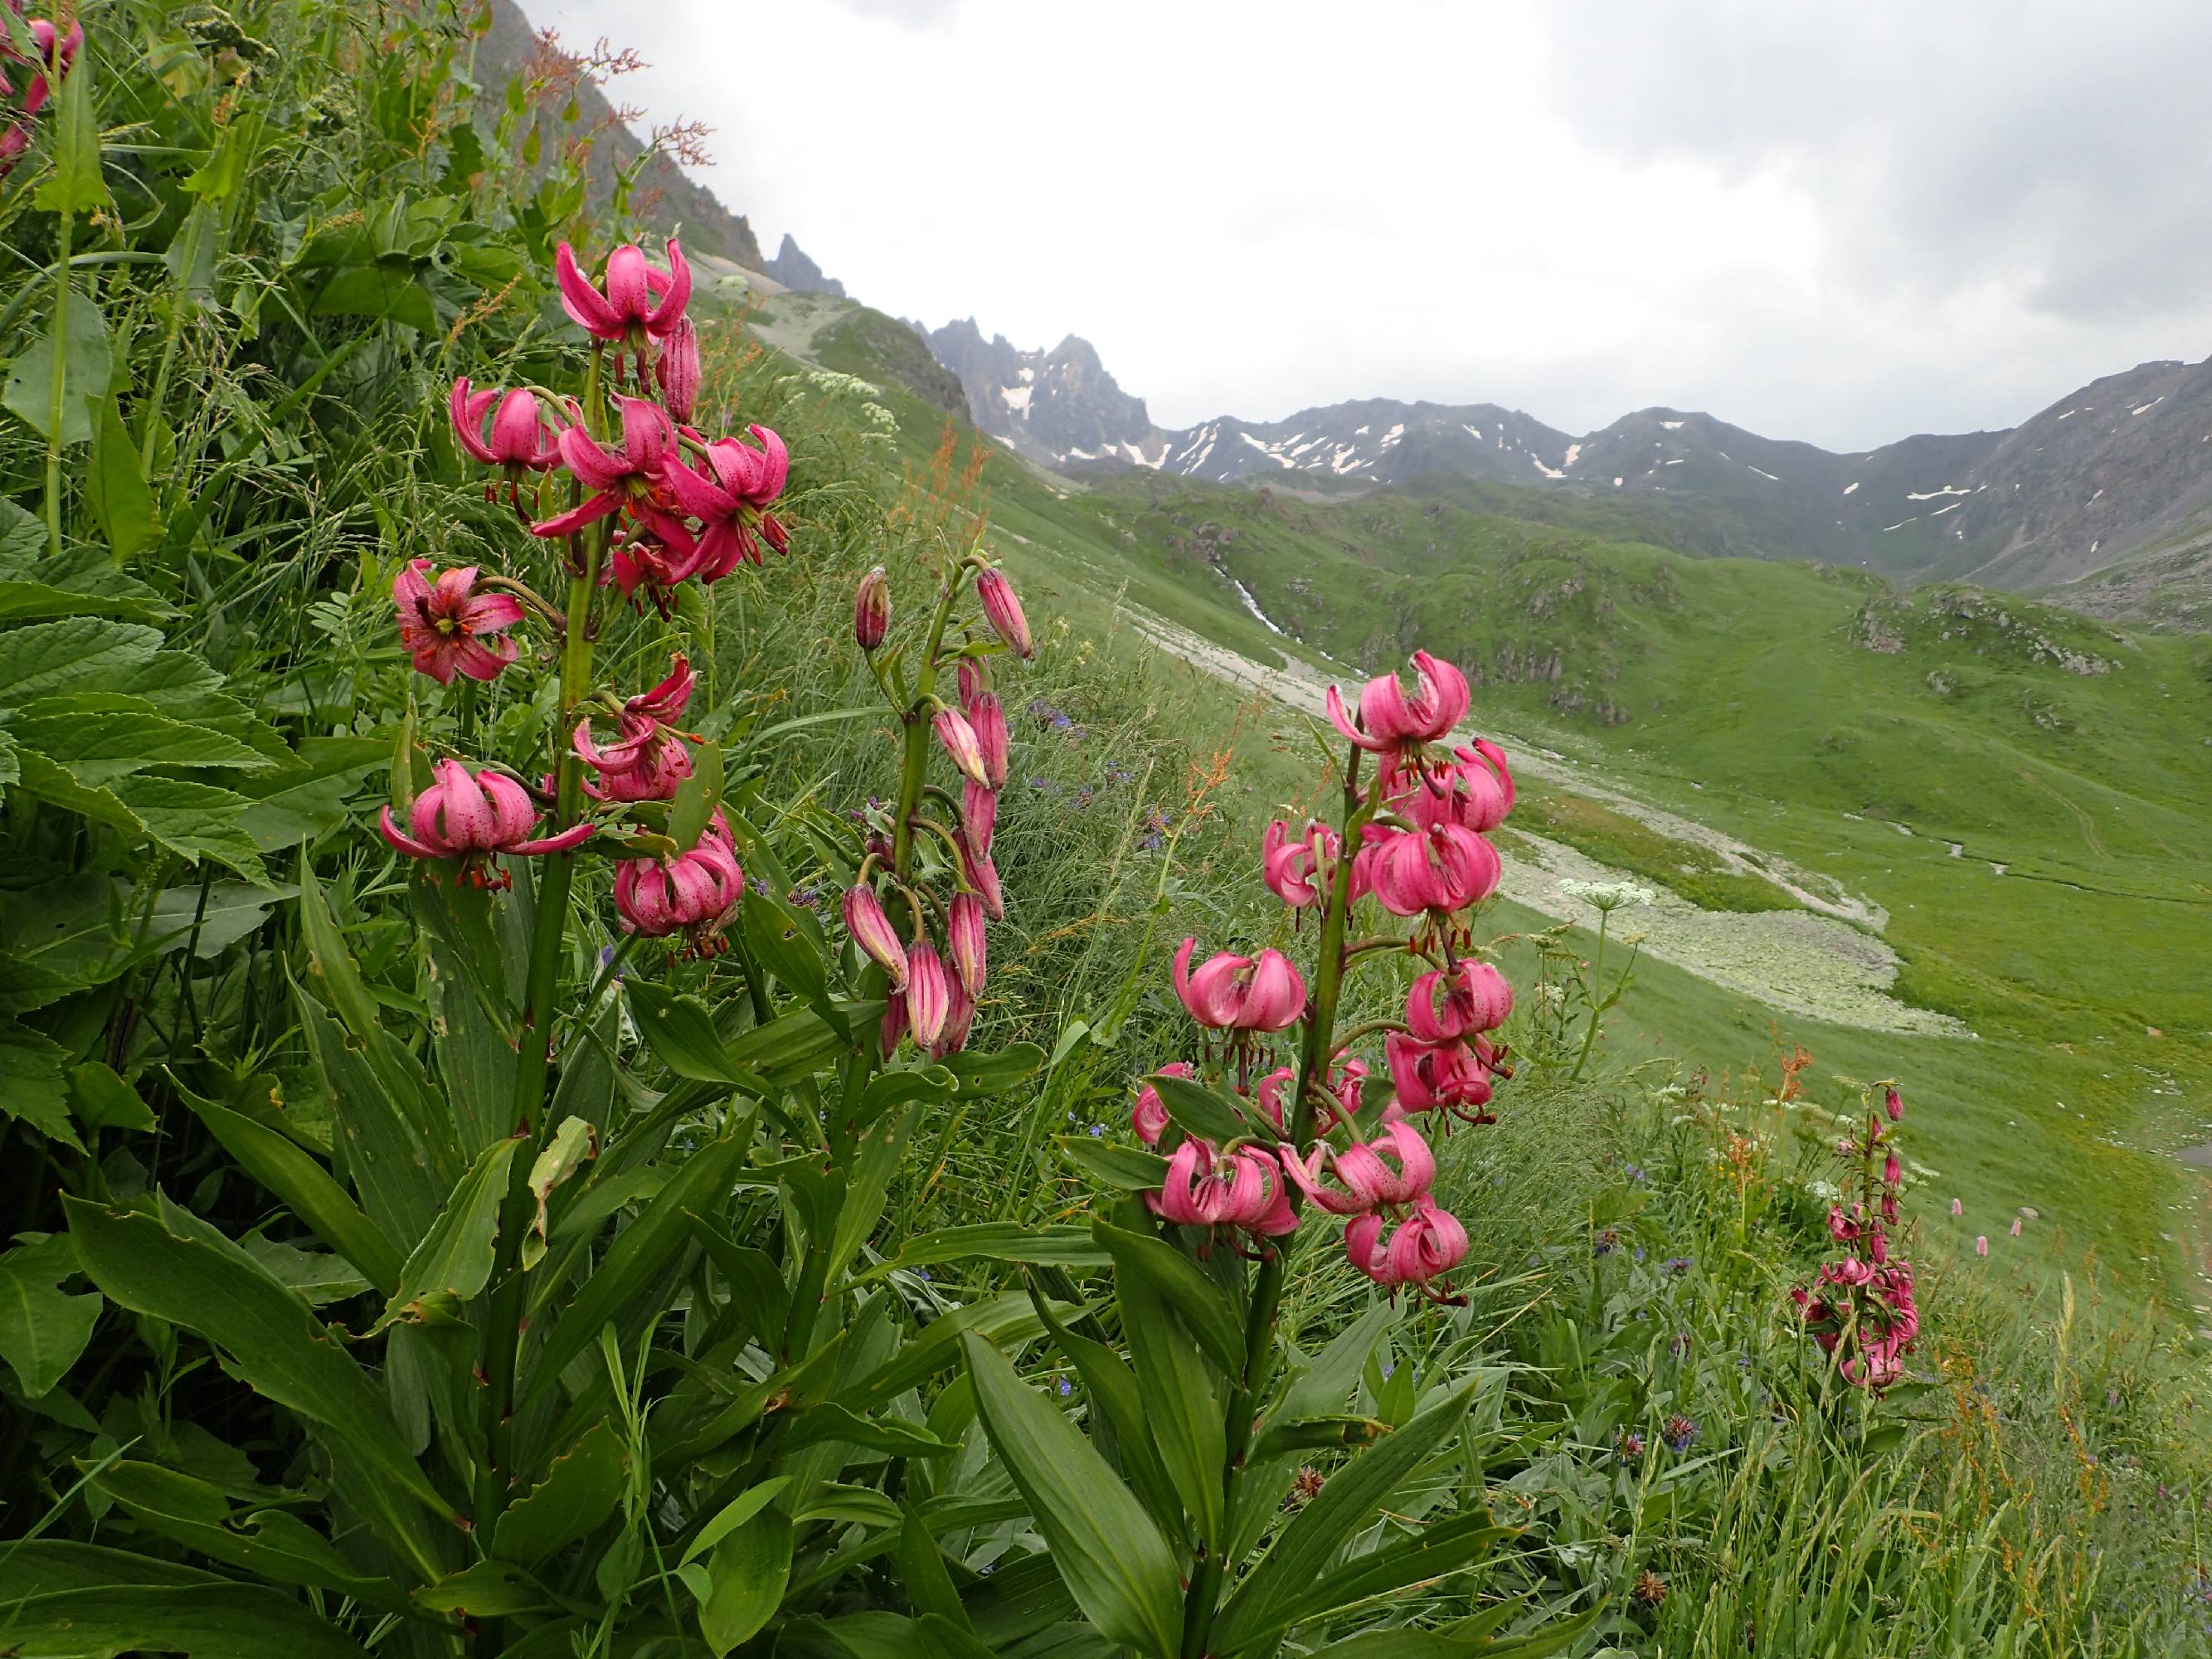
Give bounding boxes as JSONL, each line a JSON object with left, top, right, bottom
{"left": 764, "top": 235, "right": 845, "bottom": 299}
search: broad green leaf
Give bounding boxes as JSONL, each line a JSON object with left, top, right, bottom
{"left": 1116, "top": 1262, "right": 1224, "bottom": 1551}
{"left": 309, "top": 259, "right": 436, "bottom": 332}
{"left": 1029, "top": 1287, "right": 1184, "bottom": 1544}
{"left": 110, "top": 774, "right": 270, "bottom": 879}
{"left": 289, "top": 978, "right": 443, "bottom": 1247}
{"left": 2, "top": 285, "right": 108, "bottom": 444}
{"left": 520, "top": 1133, "right": 747, "bottom": 1410}
{"left": 897, "top": 1505, "right": 967, "bottom": 1627}
{"left": 781, "top": 1404, "right": 955, "bottom": 1459}
{"left": 493, "top": 1418, "right": 629, "bottom": 1569}
{"left": 851, "top": 1222, "right": 1110, "bottom": 1286}
{"left": 0, "top": 1232, "right": 99, "bottom": 1396}
{"left": 86, "top": 394, "right": 157, "bottom": 560}
{"left": 177, "top": 1084, "right": 404, "bottom": 1296}
{"left": 1212, "top": 1384, "right": 1476, "bottom": 1654}
{"left": 1276, "top": 1304, "right": 1395, "bottom": 1426}
{"left": 669, "top": 738, "right": 723, "bottom": 851}
{"left": 843, "top": 1292, "right": 1072, "bottom": 1413}
{"left": 90, "top": 1459, "right": 404, "bottom": 1608}
{"left": 682, "top": 1475, "right": 792, "bottom": 1565}
{"left": 237, "top": 1238, "right": 372, "bottom": 1305}
{"left": 0, "top": 1586, "right": 372, "bottom": 1656}
{"left": 0, "top": 1020, "right": 83, "bottom": 1149}
{"left": 794, "top": 1484, "right": 905, "bottom": 1530}
{"left": 0, "top": 617, "right": 161, "bottom": 709}
{"left": 625, "top": 980, "right": 739, "bottom": 1082}
{"left": 942, "top": 1041, "right": 1047, "bottom": 1097}
{"left": 0, "top": 578, "right": 167, "bottom": 624}
{"left": 414, "top": 1558, "right": 552, "bottom": 1616}
{"left": 67, "top": 1061, "right": 153, "bottom": 1134}
{"left": 1306, "top": 1608, "right": 1601, "bottom": 1659}
{"left": 700, "top": 1504, "right": 791, "bottom": 1656}
{"left": 146, "top": 882, "right": 288, "bottom": 960}
{"left": 916, "top": 1613, "right": 999, "bottom": 1659}
{"left": 684, "top": 1210, "right": 789, "bottom": 1339}
{"left": 523, "top": 1116, "right": 596, "bottom": 1270}
{"left": 165, "top": 200, "right": 222, "bottom": 305}
{"left": 61, "top": 1195, "right": 452, "bottom": 1525}
{"left": 826, "top": 1102, "right": 921, "bottom": 1286}
{"left": 1058, "top": 1136, "right": 1167, "bottom": 1192}
{"left": 1092, "top": 1220, "right": 1246, "bottom": 1375}
{"left": 6, "top": 698, "right": 267, "bottom": 781}
{"left": 1145, "top": 1072, "right": 1252, "bottom": 1145}
{"left": 370, "top": 1134, "right": 523, "bottom": 1333}
{"left": 961, "top": 1329, "right": 1183, "bottom": 1659}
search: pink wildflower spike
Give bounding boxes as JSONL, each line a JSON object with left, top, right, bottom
{"left": 843, "top": 885, "right": 911, "bottom": 989}
{"left": 962, "top": 780, "right": 998, "bottom": 859}
{"left": 555, "top": 237, "right": 692, "bottom": 347}
{"left": 975, "top": 567, "right": 1035, "bottom": 659}
{"left": 966, "top": 692, "right": 1009, "bottom": 790}
{"left": 1406, "top": 961, "right": 1514, "bottom": 1043}
{"left": 906, "top": 941, "right": 951, "bottom": 1047}
{"left": 534, "top": 397, "right": 682, "bottom": 541}
{"left": 661, "top": 424, "right": 792, "bottom": 579}
{"left": 1131, "top": 1062, "right": 1194, "bottom": 1146}
{"left": 933, "top": 708, "right": 991, "bottom": 788}
{"left": 1884, "top": 1087, "right": 1904, "bottom": 1123}
{"left": 656, "top": 318, "right": 702, "bottom": 423}
{"left": 1976, "top": 1235, "right": 1988, "bottom": 1257}
{"left": 1262, "top": 819, "right": 1338, "bottom": 911}
{"left": 1951, "top": 1198, "right": 1962, "bottom": 1216}
{"left": 1172, "top": 937, "right": 1305, "bottom": 1033}
{"left": 948, "top": 892, "right": 988, "bottom": 997}
{"left": 2010, "top": 1217, "right": 2022, "bottom": 1237}
{"left": 614, "top": 812, "right": 744, "bottom": 953}
{"left": 392, "top": 559, "right": 523, "bottom": 685}
{"left": 1325, "top": 650, "right": 1470, "bottom": 754}
{"left": 378, "top": 760, "right": 592, "bottom": 881}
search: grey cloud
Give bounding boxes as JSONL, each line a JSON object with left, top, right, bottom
{"left": 825, "top": 0, "right": 961, "bottom": 31}
{"left": 1536, "top": 0, "right": 2212, "bottom": 324}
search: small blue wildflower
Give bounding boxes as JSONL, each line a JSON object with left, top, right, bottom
{"left": 1088, "top": 1123, "right": 1105, "bottom": 1136}
{"left": 1626, "top": 1164, "right": 1646, "bottom": 1182}
{"left": 1633, "top": 1247, "right": 1646, "bottom": 1263}
{"left": 1663, "top": 1413, "right": 1699, "bottom": 1453}
{"left": 1057, "top": 1378, "right": 1072, "bottom": 1398}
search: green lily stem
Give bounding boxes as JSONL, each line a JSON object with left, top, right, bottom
{"left": 44, "top": 204, "right": 73, "bottom": 559}
{"left": 472, "top": 350, "right": 605, "bottom": 1603}
{"left": 1180, "top": 744, "right": 1369, "bottom": 1659}
{"left": 1568, "top": 907, "right": 1609, "bottom": 1085}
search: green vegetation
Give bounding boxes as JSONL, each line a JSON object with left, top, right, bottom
{"left": 2, "top": 4, "right": 2210, "bottom": 1655}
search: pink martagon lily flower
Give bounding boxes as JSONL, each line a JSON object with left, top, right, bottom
{"left": 555, "top": 238, "right": 692, "bottom": 348}
{"left": 661, "top": 425, "right": 791, "bottom": 578}
{"left": 1262, "top": 818, "right": 1338, "bottom": 910}
{"left": 1359, "top": 823, "right": 1501, "bottom": 918}
{"left": 575, "top": 657, "right": 698, "bottom": 803}
{"left": 533, "top": 397, "right": 683, "bottom": 542}
{"left": 378, "top": 760, "right": 593, "bottom": 876}
{"left": 392, "top": 559, "right": 523, "bottom": 685}
{"left": 615, "top": 811, "right": 745, "bottom": 951}
{"left": 932, "top": 973, "right": 975, "bottom": 1059}
{"left": 1325, "top": 650, "right": 1470, "bottom": 754}
{"left": 1150, "top": 1139, "right": 1295, "bottom": 1237}
{"left": 1383, "top": 1029, "right": 1499, "bottom": 1121}
{"left": 450, "top": 378, "right": 559, "bottom": 497}
{"left": 1278, "top": 1121, "right": 1436, "bottom": 1216}
{"left": 657, "top": 318, "right": 702, "bottom": 423}
{"left": 1407, "top": 961, "right": 1513, "bottom": 1042}
{"left": 1344, "top": 1195, "right": 1467, "bottom": 1290}
{"left": 17, "top": 18, "right": 81, "bottom": 116}
{"left": 1172, "top": 937, "right": 1305, "bottom": 1033}
{"left": 1400, "top": 741, "right": 1514, "bottom": 834}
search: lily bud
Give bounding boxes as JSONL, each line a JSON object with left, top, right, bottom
{"left": 948, "top": 892, "right": 987, "bottom": 997}
{"left": 966, "top": 691, "right": 1009, "bottom": 790}
{"left": 657, "top": 317, "right": 702, "bottom": 423}
{"left": 962, "top": 780, "right": 998, "bottom": 859}
{"left": 1884, "top": 1087, "right": 1903, "bottom": 1122}
{"left": 853, "top": 566, "right": 891, "bottom": 652}
{"left": 843, "top": 884, "right": 909, "bottom": 989}
{"left": 933, "top": 708, "right": 991, "bottom": 787}
{"left": 975, "top": 567, "right": 1034, "bottom": 659}
{"left": 906, "top": 941, "right": 951, "bottom": 1047}
{"left": 957, "top": 658, "right": 987, "bottom": 708}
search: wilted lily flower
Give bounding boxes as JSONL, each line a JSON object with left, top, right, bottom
{"left": 392, "top": 559, "right": 523, "bottom": 685}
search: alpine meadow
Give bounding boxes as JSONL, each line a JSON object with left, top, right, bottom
{"left": 1, "top": 6, "right": 2210, "bottom": 1659}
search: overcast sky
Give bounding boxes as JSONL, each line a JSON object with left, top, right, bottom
{"left": 532, "top": 0, "right": 2212, "bottom": 451}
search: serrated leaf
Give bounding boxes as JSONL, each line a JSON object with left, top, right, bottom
{"left": 0, "top": 617, "right": 163, "bottom": 710}
{"left": 0, "top": 1021, "right": 83, "bottom": 1150}
{"left": 10, "top": 700, "right": 270, "bottom": 781}
{"left": 961, "top": 1330, "right": 1182, "bottom": 1659}
{"left": 0, "top": 1232, "right": 100, "bottom": 1395}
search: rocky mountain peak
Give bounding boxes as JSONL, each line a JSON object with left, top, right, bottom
{"left": 764, "top": 234, "right": 846, "bottom": 299}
